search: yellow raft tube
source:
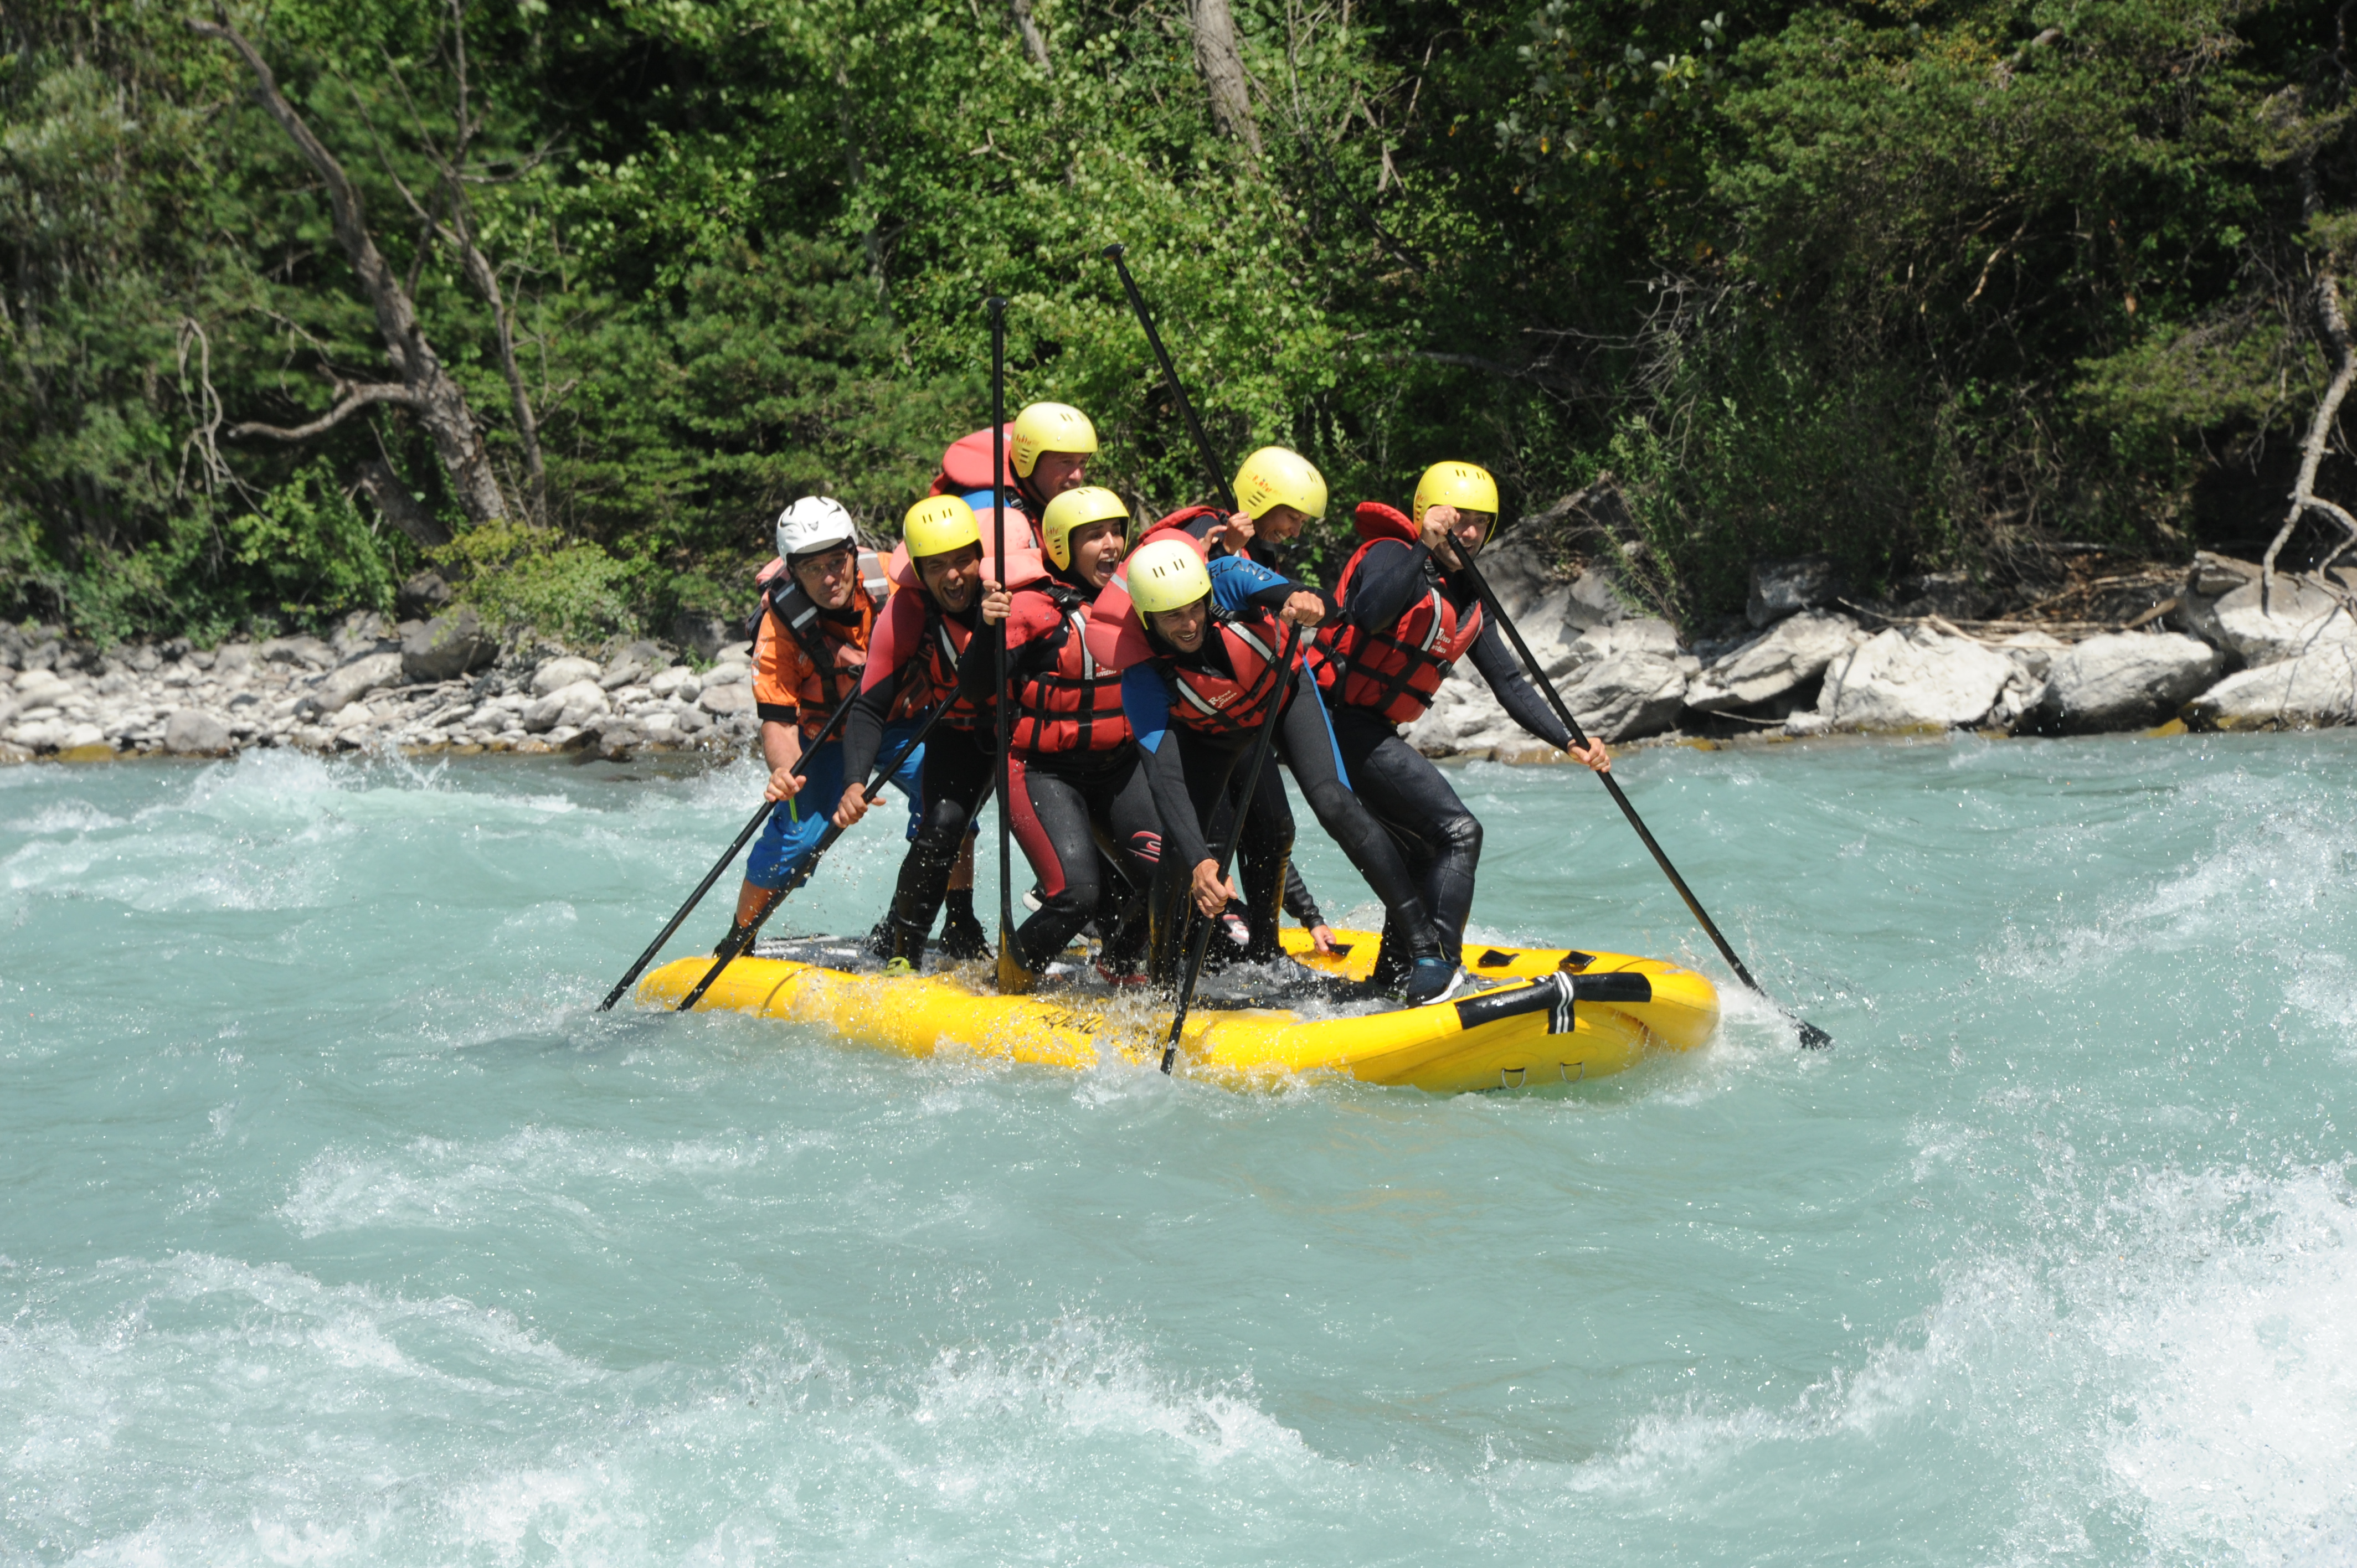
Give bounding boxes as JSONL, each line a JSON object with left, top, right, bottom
{"left": 637, "top": 929, "right": 1718, "bottom": 1094}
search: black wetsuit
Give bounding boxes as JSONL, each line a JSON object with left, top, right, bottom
{"left": 1327, "top": 538, "right": 1570, "bottom": 981}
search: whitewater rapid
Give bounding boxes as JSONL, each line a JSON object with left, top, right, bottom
{"left": 3, "top": 734, "right": 2352, "bottom": 1564}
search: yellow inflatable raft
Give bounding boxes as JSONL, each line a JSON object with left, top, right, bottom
{"left": 636, "top": 929, "right": 1718, "bottom": 1094}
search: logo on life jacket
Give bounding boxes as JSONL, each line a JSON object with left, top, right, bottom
{"left": 1167, "top": 610, "right": 1295, "bottom": 737}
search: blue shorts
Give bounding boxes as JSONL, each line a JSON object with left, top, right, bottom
{"left": 745, "top": 718, "right": 927, "bottom": 890}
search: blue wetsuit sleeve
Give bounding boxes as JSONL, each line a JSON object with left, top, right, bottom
{"left": 1207, "top": 553, "right": 1294, "bottom": 615}
{"left": 1121, "top": 664, "right": 1172, "bottom": 755}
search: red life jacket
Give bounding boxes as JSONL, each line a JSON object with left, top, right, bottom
{"left": 1009, "top": 584, "right": 1131, "bottom": 756}
{"left": 914, "top": 600, "right": 989, "bottom": 730}
{"left": 1165, "top": 609, "right": 1295, "bottom": 738}
{"left": 1310, "top": 501, "right": 1483, "bottom": 725}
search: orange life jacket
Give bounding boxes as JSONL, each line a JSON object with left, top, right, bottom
{"left": 1009, "top": 584, "right": 1131, "bottom": 756}
{"left": 1310, "top": 502, "right": 1483, "bottom": 725}
{"left": 760, "top": 575, "right": 886, "bottom": 736}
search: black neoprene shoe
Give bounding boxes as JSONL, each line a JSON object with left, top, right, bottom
{"left": 938, "top": 910, "right": 991, "bottom": 960}
{"left": 714, "top": 920, "right": 755, "bottom": 956}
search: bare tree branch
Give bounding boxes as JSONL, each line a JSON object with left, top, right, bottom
{"left": 189, "top": 13, "right": 507, "bottom": 525}
{"left": 227, "top": 380, "right": 422, "bottom": 442}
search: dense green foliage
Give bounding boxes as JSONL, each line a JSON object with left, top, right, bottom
{"left": 4, "top": 0, "right": 2353, "bottom": 642}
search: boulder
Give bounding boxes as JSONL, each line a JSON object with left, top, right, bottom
{"left": 697, "top": 679, "right": 755, "bottom": 717}
{"left": 400, "top": 605, "right": 498, "bottom": 682}
{"left": 523, "top": 679, "right": 609, "bottom": 733}
{"left": 213, "top": 643, "right": 255, "bottom": 679}
{"left": 2198, "top": 576, "right": 2357, "bottom": 667}
{"left": 164, "top": 709, "right": 234, "bottom": 755}
{"left": 672, "top": 611, "right": 738, "bottom": 662}
{"left": 258, "top": 635, "right": 333, "bottom": 669}
{"left": 1684, "top": 611, "right": 1865, "bottom": 712}
{"left": 396, "top": 570, "right": 454, "bottom": 618}
{"left": 600, "top": 639, "right": 667, "bottom": 690}
{"left": 1748, "top": 556, "right": 1840, "bottom": 628}
{"left": 531, "top": 656, "right": 603, "bottom": 696}
{"left": 1818, "top": 627, "right": 2016, "bottom": 730}
{"left": 2183, "top": 645, "right": 2357, "bottom": 730}
{"left": 649, "top": 665, "right": 699, "bottom": 700}
{"left": 330, "top": 609, "right": 391, "bottom": 656}
{"left": 310, "top": 651, "right": 406, "bottom": 716}
{"left": 2031, "top": 632, "right": 2224, "bottom": 733}
{"left": 1559, "top": 652, "right": 1690, "bottom": 741}
{"left": 12, "top": 668, "right": 74, "bottom": 708}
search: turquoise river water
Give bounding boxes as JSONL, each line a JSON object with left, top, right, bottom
{"left": 3, "top": 734, "right": 2354, "bottom": 1565}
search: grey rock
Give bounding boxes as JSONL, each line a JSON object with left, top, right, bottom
{"left": 600, "top": 639, "right": 667, "bottom": 690}
{"left": 401, "top": 605, "right": 498, "bottom": 683}
{"left": 1818, "top": 628, "right": 2016, "bottom": 730}
{"left": 12, "top": 668, "right": 73, "bottom": 708}
{"left": 649, "top": 665, "right": 699, "bottom": 700}
{"left": 1748, "top": 556, "right": 1840, "bottom": 628}
{"left": 2031, "top": 632, "right": 2224, "bottom": 733}
{"left": 2184, "top": 645, "right": 2357, "bottom": 730}
{"left": 213, "top": 643, "right": 255, "bottom": 679}
{"left": 673, "top": 611, "right": 739, "bottom": 663}
{"left": 127, "top": 643, "right": 161, "bottom": 673}
{"left": 531, "top": 656, "right": 603, "bottom": 696}
{"left": 2199, "top": 576, "right": 2357, "bottom": 667}
{"left": 523, "top": 678, "right": 609, "bottom": 733}
{"left": 330, "top": 609, "right": 390, "bottom": 655}
{"left": 397, "top": 570, "right": 454, "bottom": 618}
{"left": 258, "top": 635, "right": 333, "bottom": 669}
{"left": 163, "top": 709, "right": 234, "bottom": 755}
{"left": 697, "top": 679, "right": 754, "bottom": 717}
{"left": 1685, "top": 611, "right": 1865, "bottom": 713}
{"left": 310, "top": 651, "right": 406, "bottom": 716}
{"left": 1559, "top": 652, "right": 1690, "bottom": 741}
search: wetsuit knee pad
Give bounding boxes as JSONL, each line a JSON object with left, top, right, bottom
{"left": 1437, "top": 811, "right": 1482, "bottom": 858}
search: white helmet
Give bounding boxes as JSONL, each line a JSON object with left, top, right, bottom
{"left": 775, "top": 496, "right": 857, "bottom": 561}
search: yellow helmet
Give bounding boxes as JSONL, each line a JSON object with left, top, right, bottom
{"left": 1412, "top": 461, "right": 1499, "bottom": 524}
{"left": 902, "top": 494, "right": 982, "bottom": 559}
{"left": 1233, "top": 447, "right": 1327, "bottom": 522}
{"left": 1126, "top": 538, "right": 1213, "bottom": 615}
{"left": 1010, "top": 402, "right": 1098, "bottom": 478}
{"left": 1038, "top": 486, "right": 1129, "bottom": 572}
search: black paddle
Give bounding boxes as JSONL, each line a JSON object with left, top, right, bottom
{"left": 1161, "top": 653, "right": 1302, "bottom": 1073}
{"left": 1103, "top": 241, "right": 1288, "bottom": 1071}
{"left": 1445, "top": 542, "right": 1834, "bottom": 1049}
{"left": 674, "top": 698, "right": 953, "bottom": 1012}
{"left": 1104, "top": 243, "right": 1238, "bottom": 513}
{"left": 986, "top": 297, "right": 1034, "bottom": 997}
{"left": 596, "top": 690, "right": 858, "bottom": 1012}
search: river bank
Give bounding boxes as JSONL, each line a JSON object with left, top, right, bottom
{"left": 4, "top": 543, "right": 2353, "bottom": 767}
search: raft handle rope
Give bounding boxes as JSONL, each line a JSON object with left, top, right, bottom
{"left": 596, "top": 689, "right": 858, "bottom": 1012}
{"left": 1447, "top": 544, "right": 1835, "bottom": 1050}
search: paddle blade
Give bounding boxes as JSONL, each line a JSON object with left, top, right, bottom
{"left": 1795, "top": 1017, "right": 1834, "bottom": 1050}
{"left": 995, "top": 930, "right": 1035, "bottom": 996}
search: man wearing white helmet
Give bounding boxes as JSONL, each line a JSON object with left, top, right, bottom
{"left": 715, "top": 496, "right": 930, "bottom": 955}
